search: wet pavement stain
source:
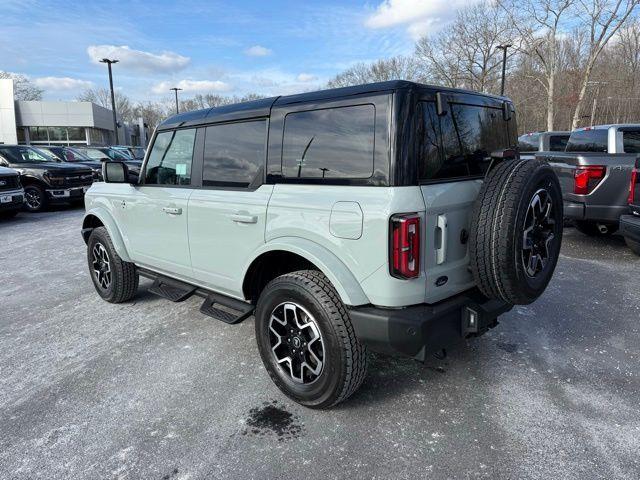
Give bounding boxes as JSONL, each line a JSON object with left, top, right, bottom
{"left": 242, "top": 400, "right": 303, "bottom": 441}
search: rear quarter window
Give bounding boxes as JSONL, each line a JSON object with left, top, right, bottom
{"left": 281, "top": 104, "right": 375, "bottom": 179}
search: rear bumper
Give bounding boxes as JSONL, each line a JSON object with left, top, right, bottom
{"left": 620, "top": 214, "right": 640, "bottom": 243}
{"left": 348, "top": 289, "right": 513, "bottom": 361}
{"left": 563, "top": 200, "right": 626, "bottom": 224}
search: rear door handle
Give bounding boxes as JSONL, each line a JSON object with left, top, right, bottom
{"left": 230, "top": 213, "right": 258, "bottom": 224}
{"left": 162, "top": 206, "right": 182, "bottom": 215}
{"left": 435, "top": 214, "right": 448, "bottom": 265}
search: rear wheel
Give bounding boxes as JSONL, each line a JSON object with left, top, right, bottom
{"left": 575, "top": 220, "right": 618, "bottom": 237}
{"left": 469, "top": 159, "right": 564, "bottom": 305}
{"left": 87, "top": 226, "right": 139, "bottom": 303}
{"left": 626, "top": 237, "right": 640, "bottom": 256}
{"left": 254, "top": 270, "right": 367, "bottom": 408}
{"left": 23, "top": 184, "right": 47, "bottom": 212}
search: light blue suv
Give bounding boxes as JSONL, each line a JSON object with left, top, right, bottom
{"left": 82, "top": 81, "right": 563, "bottom": 408}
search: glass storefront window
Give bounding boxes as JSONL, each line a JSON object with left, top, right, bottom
{"left": 48, "top": 127, "right": 67, "bottom": 141}
{"left": 67, "top": 127, "right": 85, "bottom": 141}
{"left": 29, "top": 127, "right": 49, "bottom": 141}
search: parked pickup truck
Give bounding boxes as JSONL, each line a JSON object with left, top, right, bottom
{"left": 518, "top": 131, "right": 570, "bottom": 160}
{"left": 620, "top": 157, "right": 640, "bottom": 255}
{"left": 0, "top": 166, "right": 24, "bottom": 218}
{"left": 0, "top": 145, "right": 93, "bottom": 212}
{"left": 537, "top": 124, "right": 640, "bottom": 236}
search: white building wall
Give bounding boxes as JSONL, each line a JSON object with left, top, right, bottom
{"left": 0, "top": 79, "right": 18, "bottom": 144}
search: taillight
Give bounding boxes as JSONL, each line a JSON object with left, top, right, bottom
{"left": 629, "top": 166, "right": 638, "bottom": 205}
{"left": 574, "top": 166, "right": 605, "bottom": 195}
{"left": 390, "top": 213, "right": 420, "bottom": 279}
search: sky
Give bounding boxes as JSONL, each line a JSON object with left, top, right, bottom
{"left": 0, "top": 0, "right": 475, "bottom": 102}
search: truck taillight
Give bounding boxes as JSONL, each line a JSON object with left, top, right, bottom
{"left": 574, "top": 166, "right": 605, "bottom": 195}
{"left": 629, "top": 166, "right": 638, "bottom": 205}
{"left": 390, "top": 213, "right": 420, "bottom": 279}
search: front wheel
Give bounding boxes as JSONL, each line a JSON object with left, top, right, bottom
{"left": 23, "top": 184, "right": 47, "bottom": 212}
{"left": 254, "top": 270, "right": 368, "bottom": 409}
{"left": 87, "top": 226, "right": 139, "bottom": 303}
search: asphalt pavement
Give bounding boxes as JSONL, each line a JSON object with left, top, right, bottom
{"left": 1, "top": 206, "right": 638, "bottom": 480}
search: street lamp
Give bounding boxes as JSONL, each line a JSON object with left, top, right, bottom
{"left": 170, "top": 87, "right": 183, "bottom": 114}
{"left": 495, "top": 44, "right": 512, "bottom": 96}
{"left": 99, "top": 58, "right": 119, "bottom": 144}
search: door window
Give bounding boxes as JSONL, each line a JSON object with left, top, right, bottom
{"left": 623, "top": 130, "right": 640, "bottom": 153}
{"left": 202, "top": 120, "right": 266, "bottom": 188}
{"left": 282, "top": 104, "right": 375, "bottom": 179}
{"left": 144, "top": 129, "right": 196, "bottom": 186}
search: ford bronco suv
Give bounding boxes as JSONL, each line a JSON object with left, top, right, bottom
{"left": 82, "top": 81, "right": 563, "bottom": 408}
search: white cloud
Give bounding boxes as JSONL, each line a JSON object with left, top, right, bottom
{"left": 32, "top": 76, "right": 93, "bottom": 91}
{"left": 244, "top": 45, "right": 272, "bottom": 57}
{"left": 297, "top": 73, "right": 317, "bottom": 82}
{"left": 151, "top": 79, "right": 232, "bottom": 94}
{"left": 365, "top": 0, "right": 479, "bottom": 39}
{"left": 87, "top": 45, "right": 190, "bottom": 73}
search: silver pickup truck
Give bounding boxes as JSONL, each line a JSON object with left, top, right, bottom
{"left": 536, "top": 124, "right": 639, "bottom": 236}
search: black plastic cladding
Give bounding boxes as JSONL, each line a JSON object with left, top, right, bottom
{"left": 154, "top": 80, "right": 515, "bottom": 188}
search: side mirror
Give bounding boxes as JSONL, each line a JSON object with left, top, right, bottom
{"left": 103, "top": 161, "right": 129, "bottom": 183}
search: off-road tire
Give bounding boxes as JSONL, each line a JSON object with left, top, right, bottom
{"left": 626, "top": 237, "right": 640, "bottom": 256}
{"left": 469, "top": 159, "right": 563, "bottom": 305}
{"left": 23, "top": 184, "right": 47, "bottom": 212}
{"left": 254, "top": 270, "right": 368, "bottom": 409}
{"left": 575, "top": 220, "right": 618, "bottom": 237}
{"left": 87, "top": 226, "right": 139, "bottom": 303}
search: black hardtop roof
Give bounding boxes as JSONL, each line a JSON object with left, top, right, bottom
{"left": 157, "top": 80, "right": 511, "bottom": 130}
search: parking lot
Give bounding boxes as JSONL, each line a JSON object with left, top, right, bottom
{"left": 0, "top": 206, "right": 638, "bottom": 480}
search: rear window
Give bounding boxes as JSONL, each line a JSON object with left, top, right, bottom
{"left": 419, "top": 102, "right": 513, "bottom": 181}
{"left": 565, "top": 129, "right": 608, "bottom": 152}
{"left": 282, "top": 104, "right": 375, "bottom": 179}
{"left": 622, "top": 130, "right": 640, "bottom": 153}
{"left": 518, "top": 134, "right": 540, "bottom": 152}
{"left": 549, "top": 134, "right": 569, "bottom": 151}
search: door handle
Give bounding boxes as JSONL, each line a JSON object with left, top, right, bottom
{"left": 230, "top": 213, "right": 258, "bottom": 224}
{"left": 435, "top": 214, "right": 448, "bottom": 265}
{"left": 162, "top": 206, "right": 182, "bottom": 215}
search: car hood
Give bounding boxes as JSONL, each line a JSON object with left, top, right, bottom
{"left": 0, "top": 165, "right": 18, "bottom": 175}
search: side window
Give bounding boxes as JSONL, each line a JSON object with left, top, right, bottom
{"left": 282, "top": 104, "right": 375, "bottom": 179}
{"left": 144, "top": 129, "right": 196, "bottom": 186}
{"left": 549, "top": 135, "right": 569, "bottom": 151}
{"left": 419, "top": 102, "right": 511, "bottom": 181}
{"left": 202, "top": 120, "right": 266, "bottom": 188}
{"left": 623, "top": 130, "right": 640, "bottom": 153}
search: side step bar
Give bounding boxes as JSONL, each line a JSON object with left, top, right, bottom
{"left": 138, "top": 268, "right": 254, "bottom": 324}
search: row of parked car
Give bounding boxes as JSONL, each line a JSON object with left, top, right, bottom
{"left": 0, "top": 145, "right": 145, "bottom": 216}
{"left": 518, "top": 124, "right": 640, "bottom": 256}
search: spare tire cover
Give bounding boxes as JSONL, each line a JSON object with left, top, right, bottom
{"left": 469, "top": 159, "right": 563, "bottom": 305}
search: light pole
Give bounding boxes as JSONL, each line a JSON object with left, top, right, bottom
{"left": 170, "top": 87, "right": 182, "bottom": 114}
{"left": 100, "top": 58, "right": 119, "bottom": 144}
{"left": 496, "top": 44, "right": 512, "bottom": 96}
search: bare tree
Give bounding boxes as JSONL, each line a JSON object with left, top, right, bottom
{"left": 498, "top": 0, "right": 575, "bottom": 130}
{"left": 416, "top": 2, "right": 516, "bottom": 93}
{"left": 77, "top": 88, "right": 133, "bottom": 122}
{"left": 326, "top": 56, "right": 422, "bottom": 88}
{"left": 0, "top": 71, "right": 44, "bottom": 101}
{"left": 570, "top": 0, "right": 640, "bottom": 129}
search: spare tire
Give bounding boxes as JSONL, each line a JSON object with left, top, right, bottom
{"left": 469, "top": 159, "right": 563, "bottom": 305}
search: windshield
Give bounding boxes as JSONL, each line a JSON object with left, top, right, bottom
{"left": 107, "top": 148, "right": 134, "bottom": 161}
{"left": 77, "top": 148, "right": 109, "bottom": 160}
{"left": 565, "top": 129, "right": 608, "bottom": 152}
{"left": 33, "top": 147, "right": 61, "bottom": 162}
{"left": 65, "top": 148, "right": 92, "bottom": 162}
{"left": 130, "top": 147, "right": 145, "bottom": 159}
{"left": 0, "top": 146, "right": 52, "bottom": 163}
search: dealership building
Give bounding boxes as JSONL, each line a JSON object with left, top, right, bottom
{"left": 0, "top": 79, "right": 148, "bottom": 147}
